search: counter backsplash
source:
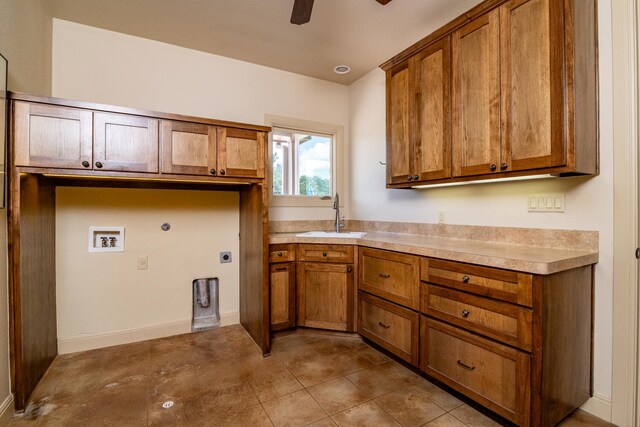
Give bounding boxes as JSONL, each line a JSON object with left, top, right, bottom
{"left": 269, "top": 220, "right": 598, "bottom": 252}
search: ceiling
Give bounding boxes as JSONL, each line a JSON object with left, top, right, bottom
{"left": 47, "top": 0, "right": 484, "bottom": 85}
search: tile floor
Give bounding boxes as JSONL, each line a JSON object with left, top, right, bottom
{"left": 9, "top": 325, "right": 613, "bottom": 427}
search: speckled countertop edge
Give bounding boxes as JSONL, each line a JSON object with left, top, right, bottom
{"left": 269, "top": 231, "right": 599, "bottom": 275}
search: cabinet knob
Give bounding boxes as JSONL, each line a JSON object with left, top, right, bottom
{"left": 347, "top": 266, "right": 352, "bottom": 273}
{"left": 220, "top": 169, "right": 226, "bottom": 176}
{"left": 462, "top": 275, "right": 470, "bottom": 283}
{"left": 277, "top": 251, "right": 283, "bottom": 257}
{"left": 462, "top": 309, "right": 470, "bottom": 318}
{"left": 95, "top": 161, "right": 103, "bottom": 169}
{"left": 413, "top": 175, "right": 419, "bottom": 180}
{"left": 500, "top": 163, "right": 508, "bottom": 171}
{"left": 489, "top": 164, "right": 497, "bottom": 171}
{"left": 81, "top": 161, "right": 90, "bottom": 168}
{"left": 407, "top": 175, "right": 413, "bottom": 181}
{"left": 322, "top": 252, "right": 328, "bottom": 257}
{"left": 210, "top": 168, "right": 217, "bottom": 175}
{"left": 378, "top": 321, "right": 390, "bottom": 329}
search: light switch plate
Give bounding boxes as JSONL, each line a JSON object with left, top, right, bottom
{"left": 528, "top": 193, "right": 565, "bottom": 213}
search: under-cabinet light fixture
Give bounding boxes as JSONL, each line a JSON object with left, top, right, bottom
{"left": 411, "top": 174, "right": 559, "bottom": 189}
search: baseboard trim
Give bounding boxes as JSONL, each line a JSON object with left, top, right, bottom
{"left": 58, "top": 311, "right": 239, "bottom": 354}
{"left": 0, "top": 394, "right": 15, "bottom": 425}
{"left": 580, "top": 394, "right": 612, "bottom": 422}
{"left": 220, "top": 311, "right": 240, "bottom": 326}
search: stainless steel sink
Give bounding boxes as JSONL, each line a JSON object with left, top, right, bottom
{"left": 296, "top": 231, "right": 367, "bottom": 238}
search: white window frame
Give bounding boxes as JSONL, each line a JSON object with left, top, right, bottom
{"left": 265, "top": 114, "right": 344, "bottom": 207}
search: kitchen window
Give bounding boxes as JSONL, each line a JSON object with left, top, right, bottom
{"left": 266, "top": 115, "right": 343, "bottom": 207}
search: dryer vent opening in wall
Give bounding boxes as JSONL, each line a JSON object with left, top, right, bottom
{"left": 88, "top": 226, "right": 125, "bottom": 252}
{"left": 192, "top": 277, "right": 220, "bottom": 331}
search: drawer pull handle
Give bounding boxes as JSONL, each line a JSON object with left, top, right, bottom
{"left": 277, "top": 251, "right": 283, "bottom": 257}
{"left": 274, "top": 267, "right": 287, "bottom": 271}
{"left": 322, "top": 252, "right": 328, "bottom": 257}
{"left": 462, "top": 275, "right": 470, "bottom": 283}
{"left": 457, "top": 360, "right": 475, "bottom": 371}
{"left": 462, "top": 309, "right": 470, "bottom": 318}
{"left": 378, "top": 321, "right": 390, "bottom": 329}
{"left": 379, "top": 273, "right": 390, "bottom": 279}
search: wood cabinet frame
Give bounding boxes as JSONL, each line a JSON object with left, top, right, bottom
{"left": 381, "top": 0, "right": 598, "bottom": 188}
{"left": 8, "top": 92, "right": 271, "bottom": 411}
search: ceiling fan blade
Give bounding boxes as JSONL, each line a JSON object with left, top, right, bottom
{"left": 375, "top": 0, "right": 393, "bottom": 4}
{"left": 291, "top": 0, "right": 314, "bottom": 25}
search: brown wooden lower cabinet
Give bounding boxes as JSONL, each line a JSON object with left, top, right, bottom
{"left": 270, "top": 262, "right": 296, "bottom": 331}
{"left": 358, "top": 291, "right": 419, "bottom": 366}
{"left": 419, "top": 262, "right": 593, "bottom": 427}
{"left": 297, "top": 262, "right": 354, "bottom": 331}
{"left": 269, "top": 244, "right": 296, "bottom": 332}
{"left": 421, "top": 316, "right": 531, "bottom": 425}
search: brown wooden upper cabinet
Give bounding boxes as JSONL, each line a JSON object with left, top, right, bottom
{"left": 382, "top": 0, "right": 598, "bottom": 187}
{"left": 13, "top": 102, "right": 159, "bottom": 173}
{"left": 161, "top": 120, "right": 265, "bottom": 179}
{"left": 387, "top": 37, "right": 451, "bottom": 185}
{"left": 452, "top": 10, "right": 500, "bottom": 177}
{"left": 93, "top": 112, "right": 158, "bottom": 173}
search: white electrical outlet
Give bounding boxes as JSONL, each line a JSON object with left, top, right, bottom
{"left": 137, "top": 256, "right": 148, "bottom": 270}
{"left": 528, "top": 193, "right": 565, "bottom": 212}
{"left": 438, "top": 211, "right": 446, "bottom": 224}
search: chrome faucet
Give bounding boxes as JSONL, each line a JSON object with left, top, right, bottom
{"left": 333, "top": 193, "right": 344, "bottom": 233}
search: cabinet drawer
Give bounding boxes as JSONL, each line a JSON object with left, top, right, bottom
{"left": 422, "top": 258, "right": 533, "bottom": 307}
{"left": 297, "top": 244, "right": 354, "bottom": 263}
{"left": 421, "top": 284, "right": 532, "bottom": 351}
{"left": 270, "top": 244, "right": 296, "bottom": 263}
{"left": 358, "top": 292, "right": 419, "bottom": 366}
{"left": 421, "top": 317, "right": 530, "bottom": 425}
{"left": 360, "top": 248, "right": 420, "bottom": 309}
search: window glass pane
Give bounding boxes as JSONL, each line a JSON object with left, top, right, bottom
{"left": 272, "top": 128, "right": 332, "bottom": 197}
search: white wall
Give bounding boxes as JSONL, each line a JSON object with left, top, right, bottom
{"left": 52, "top": 19, "right": 350, "bottom": 222}
{"left": 55, "top": 188, "right": 239, "bottom": 352}
{"left": 348, "top": 0, "right": 614, "bottom": 406}
{"left": 0, "top": 0, "right": 52, "bottom": 95}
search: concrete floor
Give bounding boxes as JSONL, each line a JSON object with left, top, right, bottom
{"left": 8, "top": 325, "right": 613, "bottom": 426}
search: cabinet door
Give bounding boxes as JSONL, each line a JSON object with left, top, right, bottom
{"left": 500, "top": 0, "right": 565, "bottom": 171}
{"left": 297, "top": 262, "right": 354, "bottom": 331}
{"left": 451, "top": 10, "right": 501, "bottom": 177}
{"left": 93, "top": 112, "right": 158, "bottom": 173}
{"left": 412, "top": 37, "right": 452, "bottom": 181}
{"left": 13, "top": 101, "right": 92, "bottom": 169}
{"left": 217, "top": 128, "right": 265, "bottom": 178}
{"left": 386, "top": 61, "right": 413, "bottom": 185}
{"left": 270, "top": 262, "right": 296, "bottom": 331}
{"left": 160, "top": 120, "right": 216, "bottom": 176}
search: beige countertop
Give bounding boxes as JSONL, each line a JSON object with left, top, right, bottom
{"left": 269, "top": 231, "right": 599, "bottom": 275}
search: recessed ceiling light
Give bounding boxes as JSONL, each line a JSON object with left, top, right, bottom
{"left": 333, "top": 65, "right": 351, "bottom": 75}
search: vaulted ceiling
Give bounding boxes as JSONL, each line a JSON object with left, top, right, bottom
{"left": 47, "top": 0, "right": 483, "bottom": 84}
